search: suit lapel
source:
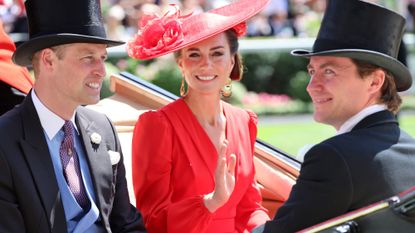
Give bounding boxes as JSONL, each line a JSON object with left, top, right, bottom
{"left": 19, "top": 93, "right": 67, "bottom": 232}
{"left": 75, "top": 109, "right": 112, "bottom": 215}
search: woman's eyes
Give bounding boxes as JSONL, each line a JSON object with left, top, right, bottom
{"left": 212, "top": 51, "right": 224, "bottom": 56}
{"left": 189, "top": 53, "right": 200, "bottom": 58}
{"left": 188, "top": 51, "right": 224, "bottom": 58}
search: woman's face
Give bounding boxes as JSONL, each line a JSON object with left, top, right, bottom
{"left": 177, "top": 32, "right": 235, "bottom": 96}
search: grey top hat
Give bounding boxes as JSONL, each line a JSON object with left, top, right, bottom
{"left": 291, "top": 0, "right": 412, "bottom": 92}
{"left": 13, "top": 0, "right": 124, "bottom": 66}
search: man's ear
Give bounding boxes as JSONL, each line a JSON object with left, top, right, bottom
{"left": 368, "top": 69, "right": 385, "bottom": 93}
{"left": 39, "top": 48, "right": 56, "bottom": 70}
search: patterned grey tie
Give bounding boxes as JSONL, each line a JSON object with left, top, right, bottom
{"left": 60, "top": 121, "right": 90, "bottom": 209}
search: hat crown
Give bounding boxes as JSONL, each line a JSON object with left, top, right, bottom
{"left": 26, "top": 0, "right": 106, "bottom": 39}
{"left": 13, "top": 0, "right": 123, "bottom": 66}
{"left": 291, "top": 0, "right": 412, "bottom": 92}
{"left": 313, "top": 0, "right": 405, "bottom": 58}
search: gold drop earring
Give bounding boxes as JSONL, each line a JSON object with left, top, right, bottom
{"left": 180, "top": 78, "right": 188, "bottom": 97}
{"left": 221, "top": 77, "right": 232, "bottom": 97}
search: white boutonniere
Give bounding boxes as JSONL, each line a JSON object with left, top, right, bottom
{"left": 108, "top": 150, "right": 121, "bottom": 165}
{"left": 90, "top": 132, "right": 102, "bottom": 145}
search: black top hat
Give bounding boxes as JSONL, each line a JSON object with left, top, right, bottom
{"left": 13, "top": 0, "right": 124, "bottom": 66}
{"left": 291, "top": 0, "right": 412, "bottom": 92}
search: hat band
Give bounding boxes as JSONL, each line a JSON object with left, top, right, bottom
{"left": 29, "top": 25, "right": 107, "bottom": 39}
{"left": 313, "top": 38, "right": 395, "bottom": 58}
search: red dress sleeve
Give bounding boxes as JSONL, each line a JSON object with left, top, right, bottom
{"left": 235, "top": 110, "right": 270, "bottom": 232}
{"left": 132, "top": 110, "right": 213, "bottom": 233}
{"left": 246, "top": 110, "right": 258, "bottom": 151}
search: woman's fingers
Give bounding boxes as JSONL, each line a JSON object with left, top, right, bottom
{"left": 219, "top": 140, "right": 228, "bottom": 159}
{"left": 216, "top": 140, "right": 228, "bottom": 180}
{"left": 227, "top": 153, "right": 236, "bottom": 177}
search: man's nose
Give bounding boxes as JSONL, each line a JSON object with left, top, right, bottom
{"left": 94, "top": 60, "right": 106, "bottom": 78}
{"left": 306, "top": 75, "right": 323, "bottom": 93}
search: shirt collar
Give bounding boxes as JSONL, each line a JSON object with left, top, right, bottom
{"left": 31, "top": 90, "right": 77, "bottom": 140}
{"left": 336, "top": 104, "right": 387, "bottom": 135}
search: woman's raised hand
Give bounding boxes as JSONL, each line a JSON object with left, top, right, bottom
{"left": 203, "top": 140, "right": 237, "bottom": 213}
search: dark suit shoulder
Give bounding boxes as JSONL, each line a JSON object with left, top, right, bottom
{"left": 0, "top": 104, "right": 26, "bottom": 143}
{"left": 318, "top": 117, "right": 413, "bottom": 159}
{"left": 0, "top": 104, "right": 23, "bottom": 127}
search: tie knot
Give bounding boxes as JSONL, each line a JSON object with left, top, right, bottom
{"left": 63, "top": 121, "right": 75, "bottom": 138}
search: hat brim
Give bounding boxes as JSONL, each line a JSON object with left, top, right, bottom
{"left": 13, "top": 34, "right": 124, "bottom": 66}
{"left": 291, "top": 49, "right": 412, "bottom": 92}
{"left": 0, "top": 61, "right": 34, "bottom": 93}
{"left": 135, "top": 0, "right": 269, "bottom": 60}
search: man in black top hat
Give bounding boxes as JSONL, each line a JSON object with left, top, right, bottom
{"left": 253, "top": 0, "right": 415, "bottom": 232}
{"left": 0, "top": 0, "right": 146, "bottom": 232}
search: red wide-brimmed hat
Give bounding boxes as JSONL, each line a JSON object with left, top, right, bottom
{"left": 0, "top": 20, "right": 33, "bottom": 93}
{"left": 127, "top": 0, "right": 270, "bottom": 60}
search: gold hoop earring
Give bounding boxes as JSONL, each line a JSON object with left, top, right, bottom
{"left": 180, "top": 78, "right": 188, "bottom": 97}
{"left": 221, "top": 78, "right": 232, "bottom": 98}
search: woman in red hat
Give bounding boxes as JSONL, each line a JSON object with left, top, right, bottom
{"left": 128, "top": 0, "right": 271, "bottom": 232}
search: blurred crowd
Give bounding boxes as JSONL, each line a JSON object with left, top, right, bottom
{"left": 2, "top": 0, "right": 415, "bottom": 42}
{"left": 0, "top": 0, "right": 26, "bottom": 34}
{"left": 1, "top": 0, "right": 328, "bottom": 42}
{"left": 100, "top": 0, "right": 329, "bottom": 40}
